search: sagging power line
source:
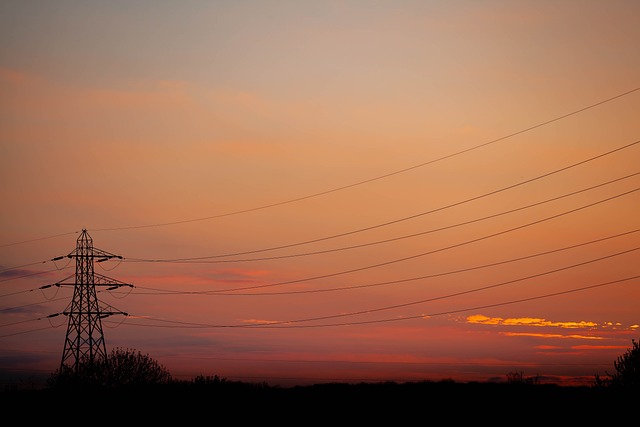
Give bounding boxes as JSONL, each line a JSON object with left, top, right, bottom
{"left": 126, "top": 170, "right": 640, "bottom": 264}
{"left": 0, "top": 86, "right": 631, "bottom": 250}
{"left": 90, "top": 87, "right": 640, "bottom": 233}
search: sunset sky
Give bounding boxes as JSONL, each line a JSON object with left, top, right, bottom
{"left": 1, "top": 1, "right": 639, "bottom": 388}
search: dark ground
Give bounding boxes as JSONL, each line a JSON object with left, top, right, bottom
{"left": 3, "top": 380, "right": 635, "bottom": 423}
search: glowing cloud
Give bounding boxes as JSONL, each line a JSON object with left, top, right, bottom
{"left": 467, "top": 314, "right": 599, "bottom": 329}
{"left": 501, "top": 332, "right": 602, "bottom": 340}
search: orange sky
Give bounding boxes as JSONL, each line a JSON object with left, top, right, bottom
{"left": 1, "top": 1, "right": 639, "bottom": 388}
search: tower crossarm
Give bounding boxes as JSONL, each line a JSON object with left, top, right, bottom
{"left": 59, "top": 309, "right": 129, "bottom": 318}
{"left": 93, "top": 273, "right": 134, "bottom": 289}
{"left": 62, "top": 247, "right": 123, "bottom": 262}
{"left": 54, "top": 273, "right": 133, "bottom": 289}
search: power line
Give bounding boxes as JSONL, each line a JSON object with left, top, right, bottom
{"left": 0, "top": 243, "right": 118, "bottom": 276}
{"left": 169, "top": 186, "right": 639, "bottom": 294}
{"left": 123, "top": 139, "right": 640, "bottom": 263}
{"left": 2, "top": 88, "right": 638, "bottom": 248}
{"left": 0, "top": 266, "right": 73, "bottom": 285}
{"left": 161, "top": 228, "right": 636, "bottom": 296}
{"left": 0, "top": 325, "right": 64, "bottom": 339}
{"left": 6, "top": 227, "right": 636, "bottom": 301}
{"left": 131, "top": 228, "right": 638, "bottom": 295}
{"left": 117, "top": 246, "right": 638, "bottom": 328}
{"left": 4, "top": 247, "right": 637, "bottom": 334}
{"left": 0, "top": 260, "right": 52, "bottom": 274}
{"left": 106, "top": 275, "right": 640, "bottom": 329}
{"left": 283, "top": 275, "right": 639, "bottom": 330}
{"left": 0, "top": 295, "right": 70, "bottom": 313}
{"left": 4, "top": 186, "right": 632, "bottom": 317}
{"left": 237, "top": 247, "right": 639, "bottom": 326}
{"left": 90, "top": 87, "right": 640, "bottom": 233}
{"left": 0, "top": 283, "right": 131, "bottom": 312}
{"left": 5, "top": 270, "right": 638, "bottom": 336}
{"left": 0, "top": 231, "right": 79, "bottom": 249}
{"left": 126, "top": 171, "right": 640, "bottom": 264}
{"left": 0, "top": 284, "right": 66, "bottom": 300}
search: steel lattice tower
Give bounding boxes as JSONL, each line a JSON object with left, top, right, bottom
{"left": 58, "top": 229, "right": 130, "bottom": 372}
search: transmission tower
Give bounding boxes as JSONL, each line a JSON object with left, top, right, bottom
{"left": 55, "top": 228, "right": 131, "bottom": 372}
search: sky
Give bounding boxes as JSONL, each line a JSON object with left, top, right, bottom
{"left": 1, "top": 0, "right": 639, "bottom": 388}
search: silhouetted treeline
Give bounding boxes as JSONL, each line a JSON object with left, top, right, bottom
{"left": 6, "top": 339, "right": 637, "bottom": 422}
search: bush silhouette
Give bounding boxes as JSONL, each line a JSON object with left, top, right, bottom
{"left": 506, "top": 370, "right": 540, "bottom": 384}
{"left": 594, "top": 338, "right": 640, "bottom": 389}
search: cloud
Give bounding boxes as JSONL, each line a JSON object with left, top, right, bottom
{"left": 0, "top": 268, "right": 34, "bottom": 280}
{"left": 467, "top": 314, "right": 598, "bottom": 329}
{"left": 0, "top": 67, "right": 32, "bottom": 85}
{"left": 501, "top": 332, "right": 602, "bottom": 340}
{"left": 207, "top": 268, "right": 274, "bottom": 285}
{"left": 572, "top": 344, "right": 630, "bottom": 350}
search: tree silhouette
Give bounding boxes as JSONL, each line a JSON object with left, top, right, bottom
{"left": 594, "top": 338, "right": 640, "bottom": 389}
{"left": 47, "top": 347, "right": 172, "bottom": 389}
{"left": 100, "top": 347, "right": 172, "bottom": 388}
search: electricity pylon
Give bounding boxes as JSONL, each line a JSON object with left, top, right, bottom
{"left": 55, "top": 228, "right": 131, "bottom": 372}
